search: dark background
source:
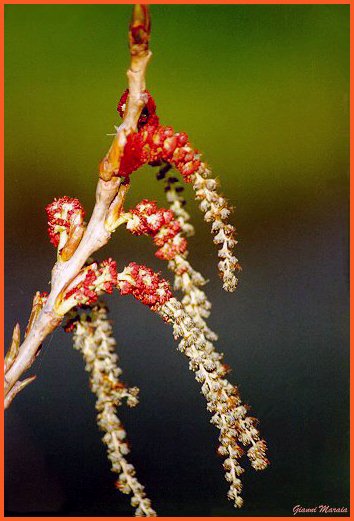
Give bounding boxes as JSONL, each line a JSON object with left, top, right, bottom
{"left": 5, "top": 4, "right": 349, "bottom": 517}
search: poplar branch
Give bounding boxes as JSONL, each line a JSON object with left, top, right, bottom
{"left": 4, "top": 4, "right": 152, "bottom": 408}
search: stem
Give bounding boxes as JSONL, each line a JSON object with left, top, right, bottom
{"left": 4, "top": 5, "right": 152, "bottom": 408}
{"left": 4, "top": 179, "right": 120, "bottom": 400}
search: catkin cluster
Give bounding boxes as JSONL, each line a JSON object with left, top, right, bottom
{"left": 116, "top": 89, "right": 240, "bottom": 291}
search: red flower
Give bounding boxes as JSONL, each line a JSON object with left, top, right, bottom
{"left": 117, "top": 89, "right": 159, "bottom": 129}
{"left": 118, "top": 132, "right": 149, "bottom": 178}
{"left": 155, "top": 235, "right": 187, "bottom": 261}
{"left": 117, "top": 262, "right": 172, "bottom": 311}
{"left": 46, "top": 197, "right": 85, "bottom": 248}
{"left": 116, "top": 90, "right": 202, "bottom": 182}
{"left": 125, "top": 200, "right": 186, "bottom": 261}
{"left": 58, "top": 259, "right": 118, "bottom": 313}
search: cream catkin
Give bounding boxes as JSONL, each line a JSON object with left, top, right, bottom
{"left": 190, "top": 166, "right": 240, "bottom": 292}
{"left": 163, "top": 181, "right": 217, "bottom": 341}
{"left": 116, "top": 89, "right": 241, "bottom": 292}
{"left": 152, "top": 165, "right": 217, "bottom": 341}
{"left": 72, "top": 303, "right": 156, "bottom": 517}
{"left": 158, "top": 297, "right": 269, "bottom": 509}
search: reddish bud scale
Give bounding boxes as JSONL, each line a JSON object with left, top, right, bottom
{"left": 39, "top": 291, "right": 48, "bottom": 303}
{"left": 117, "top": 89, "right": 159, "bottom": 130}
{"left": 117, "top": 262, "right": 172, "bottom": 311}
{"left": 117, "top": 89, "right": 129, "bottom": 119}
{"left": 65, "top": 270, "right": 97, "bottom": 305}
{"left": 129, "top": 4, "right": 151, "bottom": 50}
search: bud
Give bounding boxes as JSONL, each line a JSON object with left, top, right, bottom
{"left": 117, "top": 89, "right": 157, "bottom": 129}
{"left": 4, "top": 323, "right": 21, "bottom": 373}
{"left": 25, "top": 291, "right": 48, "bottom": 337}
{"left": 129, "top": 4, "right": 151, "bottom": 52}
{"left": 105, "top": 182, "right": 131, "bottom": 233}
{"left": 99, "top": 136, "right": 124, "bottom": 181}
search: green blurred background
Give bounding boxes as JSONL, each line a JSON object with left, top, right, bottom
{"left": 5, "top": 4, "right": 349, "bottom": 517}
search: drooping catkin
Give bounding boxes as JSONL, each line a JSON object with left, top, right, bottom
{"left": 158, "top": 297, "right": 269, "bottom": 508}
{"left": 117, "top": 89, "right": 241, "bottom": 291}
{"left": 72, "top": 302, "right": 156, "bottom": 517}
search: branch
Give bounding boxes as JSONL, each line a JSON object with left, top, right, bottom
{"left": 4, "top": 4, "right": 152, "bottom": 408}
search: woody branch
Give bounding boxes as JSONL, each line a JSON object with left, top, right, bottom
{"left": 4, "top": 5, "right": 152, "bottom": 409}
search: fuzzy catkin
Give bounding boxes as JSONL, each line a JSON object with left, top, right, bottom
{"left": 156, "top": 165, "right": 217, "bottom": 341}
{"left": 117, "top": 88, "right": 240, "bottom": 292}
{"left": 190, "top": 166, "right": 240, "bottom": 292}
{"left": 158, "top": 297, "right": 269, "bottom": 509}
{"left": 72, "top": 303, "right": 156, "bottom": 517}
{"left": 158, "top": 169, "right": 268, "bottom": 503}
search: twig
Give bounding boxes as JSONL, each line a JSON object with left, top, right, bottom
{"left": 4, "top": 4, "right": 152, "bottom": 408}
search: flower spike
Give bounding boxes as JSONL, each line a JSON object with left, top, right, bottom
{"left": 115, "top": 92, "right": 240, "bottom": 291}
{"left": 122, "top": 198, "right": 216, "bottom": 340}
{"left": 115, "top": 262, "right": 269, "bottom": 508}
{"left": 117, "top": 262, "right": 172, "bottom": 311}
{"left": 71, "top": 303, "right": 156, "bottom": 517}
{"left": 123, "top": 199, "right": 187, "bottom": 260}
{"left": 158, "top": 298, "right": 269, "bottom": 509}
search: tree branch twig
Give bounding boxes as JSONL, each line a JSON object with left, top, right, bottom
{"left": 4, "top": 4, "right": 152, "bottom": 408}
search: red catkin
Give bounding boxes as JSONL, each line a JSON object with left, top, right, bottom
{"left": 125, "top": 199, "right": 187, "bottom": 260}
{"left": 45, "top": 197, "right": 85, "bottom": 248}
{"left": 117, "top": 90, "right": 200, "bottom": 182}
{"left": 117, "top": 262, "right": 172, "bottom": 311}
